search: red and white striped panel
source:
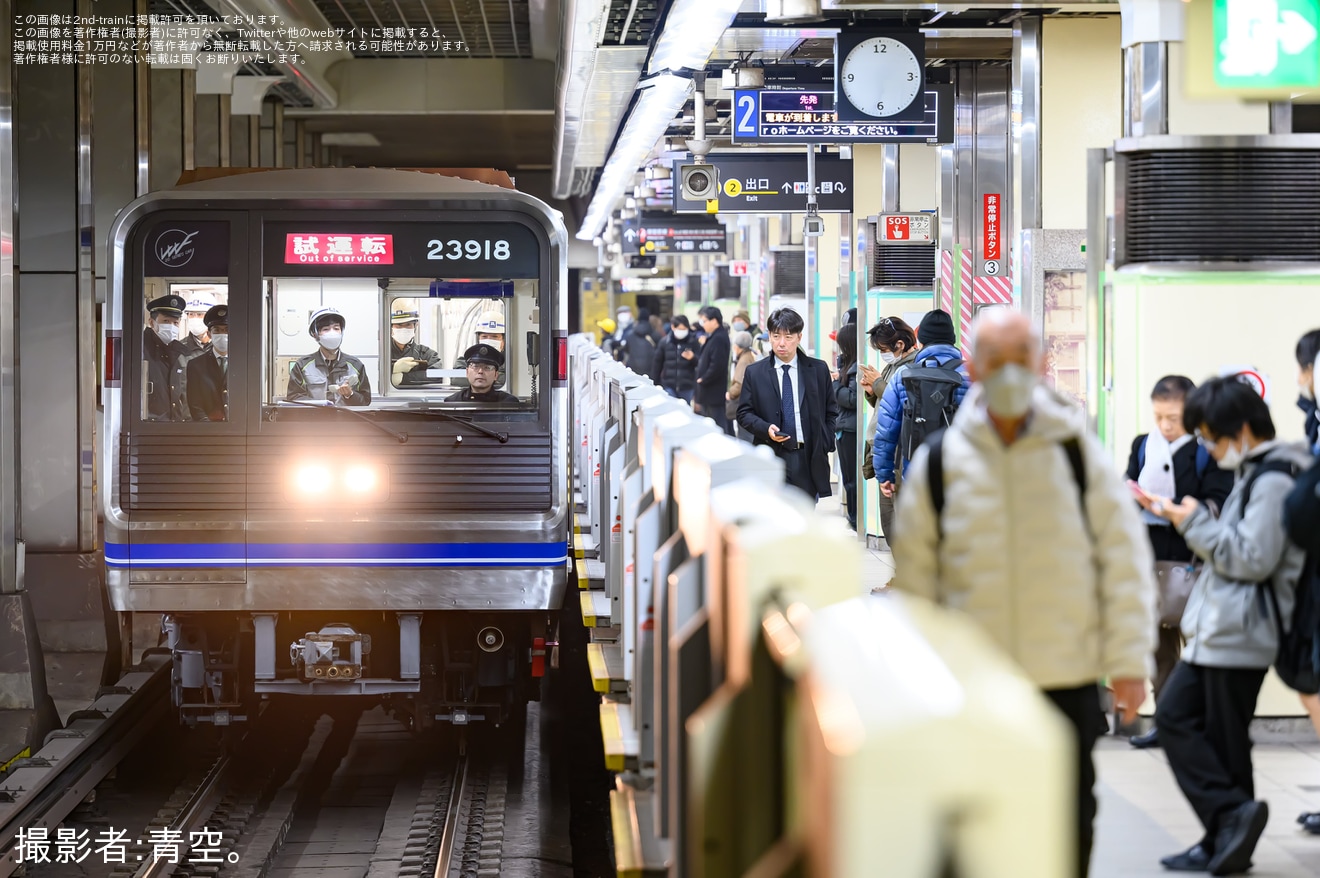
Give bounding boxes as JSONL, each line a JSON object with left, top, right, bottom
{"left": 939, "top": 250, "right": 975, "bottom": 355}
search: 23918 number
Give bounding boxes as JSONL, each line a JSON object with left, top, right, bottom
{"left": 426, "top": 239, "right": 511, "bottom": 261}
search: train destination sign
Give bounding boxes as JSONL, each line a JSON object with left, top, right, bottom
{"left": 621, "top": 216, "right": 727, "bottom": 254}
{"left": 672, "top": 153, "right": 853, "bottom": 214}
{"left": 263, "top": 221, "right": 540, "bottom": 278}
{"left": 731, "top": 84, "right": 953, "bottom": 145}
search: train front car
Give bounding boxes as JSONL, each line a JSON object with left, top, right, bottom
{"left": 102, "top": 169, "right": 570, "bottom": 729}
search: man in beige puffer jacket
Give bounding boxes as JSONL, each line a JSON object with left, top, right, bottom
{"left": 894, "top": 310, "right": 1157, "bottom": 878}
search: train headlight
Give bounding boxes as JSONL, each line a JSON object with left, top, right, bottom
{"left": 286, "top": 461, "right": 388, "bottom": 503}
{"left": 294, "top": 464, "right": 333, "bottom": 496}
{"left": 344, "top": 465, "right": 377, "bottom": 494}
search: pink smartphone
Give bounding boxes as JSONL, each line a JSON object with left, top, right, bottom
{"left": 1127, "top": 480, "right": 1151, "bottom": 502}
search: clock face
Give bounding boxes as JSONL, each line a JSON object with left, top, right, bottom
{"left": 839, "top": 37, "right": 924, "bottom": 118}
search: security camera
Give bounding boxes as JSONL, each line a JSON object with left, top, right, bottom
{"left": 680, "top": 163, "right": 720, "bottom": 201}
{"left": 803, "top": 215, "right": 825, "bottom": 238}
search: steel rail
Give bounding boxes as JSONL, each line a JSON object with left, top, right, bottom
{"left": 433, "top": 737, "right": 469, "bottom": 878}
{"left": 0, "top": 654, "right": 172, "bottom": 877}
{"left": 134, "top": 751, "right": 233, "bottom": 878}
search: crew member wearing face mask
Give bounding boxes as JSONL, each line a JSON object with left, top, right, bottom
{"left": 180, "top": 296, "right": 215, "bottom": 357}
{"left": 286, "top": 307, "right": 372, "bottom": 406}
{"left": 1296, "top": 328, "right": 1320, "bottom": 456}
{"left": 142, "top": 294, "right": 191, "bottom": 421}
{"left": 892, "top": 309, "right": 1157, "bottom": 878}
{"left": 187, "top": 305, "right": 232, "bottom": 422}
{"left": 1137, "top": 377, "right": 1312, "bottom": 874}
{"left": 388, "top": 308, "right": 442, "bottom": 387}
{"left": 451, "top": 310, "right": 507, "bottom": 390}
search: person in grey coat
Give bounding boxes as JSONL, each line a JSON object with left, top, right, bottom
{"left": 1139, "top": 377, "right": 1313, "bottom": 876}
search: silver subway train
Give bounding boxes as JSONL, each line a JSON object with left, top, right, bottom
{"left": 102, "top": 168, "right": 569, "bottom": 728}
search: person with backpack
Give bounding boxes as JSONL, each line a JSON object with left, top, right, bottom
{"left": 1290, "top": 328, "right": 1320, "bottom": 835}
{"left": 1137, "top": 377, "right": 1313, "bottom": 874}
{"left": 892, "top": 309, "right": 1156, "bottom": 878}
{"left": 621, "top": 307, "right": 660, "bottom": 376}
{"left": 871, "top": 309, "right": 970, "bottom": 529}
{"left": 1124, "top": 376, "right": 1235, "bottom": 750}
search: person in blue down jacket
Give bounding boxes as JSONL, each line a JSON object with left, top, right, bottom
{"left": 871, "top": 309, "right": 971, "bottom": 500}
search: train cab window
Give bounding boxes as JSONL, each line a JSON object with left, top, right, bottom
{"left": 264, "top": 276, "right": 538, "bottom": 410}
{"left": 138, "top": 281, "right": 231, "bottom": 422}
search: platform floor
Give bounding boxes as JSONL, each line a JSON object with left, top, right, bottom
{"left": 1094, "top": 739, "right": 1320, "bottom": 876}
{"left": 843, "top": 496, "right": 1320, "bottom": 877}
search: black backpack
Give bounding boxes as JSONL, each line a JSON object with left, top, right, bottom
{"left": 1242, "top": 457, "right": 1320, "bottom": 695}
{"left": 900, "top": 357, "right": 965, "bottom": 467}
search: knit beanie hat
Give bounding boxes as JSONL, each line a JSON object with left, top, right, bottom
{"left": 917, "top": 310, "right": 957, "bottom": 347}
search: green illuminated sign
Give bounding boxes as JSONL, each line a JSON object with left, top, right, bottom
{"left": 1213, "top": 0, "right": 1320, "bottom": 90}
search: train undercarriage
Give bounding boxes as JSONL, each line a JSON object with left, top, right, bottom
{"left": 131, "top": 609, "right": 557, "bottom": 730}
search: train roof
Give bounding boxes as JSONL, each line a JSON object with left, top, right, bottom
{"left": 172, "top": 167, "right": 518, "bottom": 195}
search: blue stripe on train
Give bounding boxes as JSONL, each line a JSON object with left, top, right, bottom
{"left": 104, "top": 541, "right": 569, "bottom": 568}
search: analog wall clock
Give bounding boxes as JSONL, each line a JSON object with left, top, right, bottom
{"left": 834, "top": 31, "right": 926, "bottom": 123}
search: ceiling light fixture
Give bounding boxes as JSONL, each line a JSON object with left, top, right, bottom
{"left": 576, "top": 74, "right": 694, "bottom": 241}
{"left": 648, "top": 0, "right": 746, "bottom": 74}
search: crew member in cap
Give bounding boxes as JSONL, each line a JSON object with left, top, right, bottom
{"left": 143, "top": 293, "right": 191, "bottom": 421}
{"left": 187, "top": 304, "right": 231, "bottom": 422}
{"left": 451, "top": 309, "right": 507, "bottom": 389}
{"left": 448, "top": 344, "right": 518, "bottom": 404}
{"left": 286, "top": 307, "right": 372, "bottom": 405}
{"left": 389, "top": 307, "right": 441, "bottom": 387}
{"left": 181, "top": 293, "right": 216, "bottom": 358}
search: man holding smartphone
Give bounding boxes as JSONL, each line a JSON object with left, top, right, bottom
{"left": 736, "top": 308, "right": 838, "bottom": 500}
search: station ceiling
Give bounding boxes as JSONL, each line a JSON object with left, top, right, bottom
{"left": 159, "top": 1, "right": 1118, "bottom": 224}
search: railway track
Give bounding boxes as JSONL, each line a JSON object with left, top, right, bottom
{"left": 15, "top": 704, "right": 514, "bottom": 878}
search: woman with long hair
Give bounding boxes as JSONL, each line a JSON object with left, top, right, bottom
{"left": 833, "top": 322, "right": 860, "bottom": 529}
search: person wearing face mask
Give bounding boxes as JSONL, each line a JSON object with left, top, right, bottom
{"left": 1297, "top": 328, "right": 1320, "bottom": 456}
{"left": 388, "top": 308, "right": 442, "bottom": 387}
{"left": 726, "top": 330, "right": 758, "bottom": 442}
{"left": 452, "top": 310, "right": 508, "bottom": 390}
{"left": 1136, "top": 377, "right": 1312, "bottom": 874}
{"left": 893, "top": 309, "right": 1157, "bottom": 878}
{"left": 180, "top": 295, "right": 216, "bottom": 358}
{"left": 862, "top": 316, "right": 920, "bottom": 545}
{"left": 142, "top": 293, "right": 192, "bottom": 421}
{"left": 286, "top": 308, "right": 372, "bottom": 406}
{"left": 650, "top": 315, "right": 699, "bottom": 403}
{"left": 1123, "top": 377, "right": 1234, "bottom": 751}
{"left": 871, "top": 310, "right": 970, "bottom": 518}
{"left": 187, "top": 305, "right": 232, "bottom": 422}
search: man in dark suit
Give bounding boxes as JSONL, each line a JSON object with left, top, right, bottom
{"left": 736, "top": 307, "right": 838, "bottom": 500}
{"left": 188, "top": 304, "right": 230, "bottom": 422}
{"left": 694, "top": 305, "right": 732, "bottom": 435}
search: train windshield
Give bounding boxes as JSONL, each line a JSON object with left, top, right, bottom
{"left": 264, "top": 277, "right": 539, "bottom": 410}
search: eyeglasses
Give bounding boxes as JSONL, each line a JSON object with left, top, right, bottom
{"left": 469, "top": 364, "right": 497, "bottom": 375}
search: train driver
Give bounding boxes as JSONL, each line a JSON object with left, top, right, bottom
{"left": 143, "top": 293, "right": 190, "bottom": 421}
{"left": 187, "top": 305, "right": 230, "bottom": 421}
{"left": 286, "top": 307, "right": 372, "bottom": 406}
{"left": 451, "top": 310, "right": 506, "bottom": 389}
{"left": 389, "top": 307, "right": 441, "bottom": 387}
{"left": 448, "top": 344, "right": 518, "bottom": 404}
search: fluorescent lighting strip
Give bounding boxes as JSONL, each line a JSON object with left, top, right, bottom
{"left": 576, "top": 74, "right": 694, "bottom": 241}
{"left": 648, "top": 0, "right": 746, "bottom": 75}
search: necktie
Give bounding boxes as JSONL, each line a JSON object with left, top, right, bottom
{"left": 781, "top": 364, "right": 796, "bottom": 447}
{"left": 220, "top": 357, "right": 227, "bottom": 374}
